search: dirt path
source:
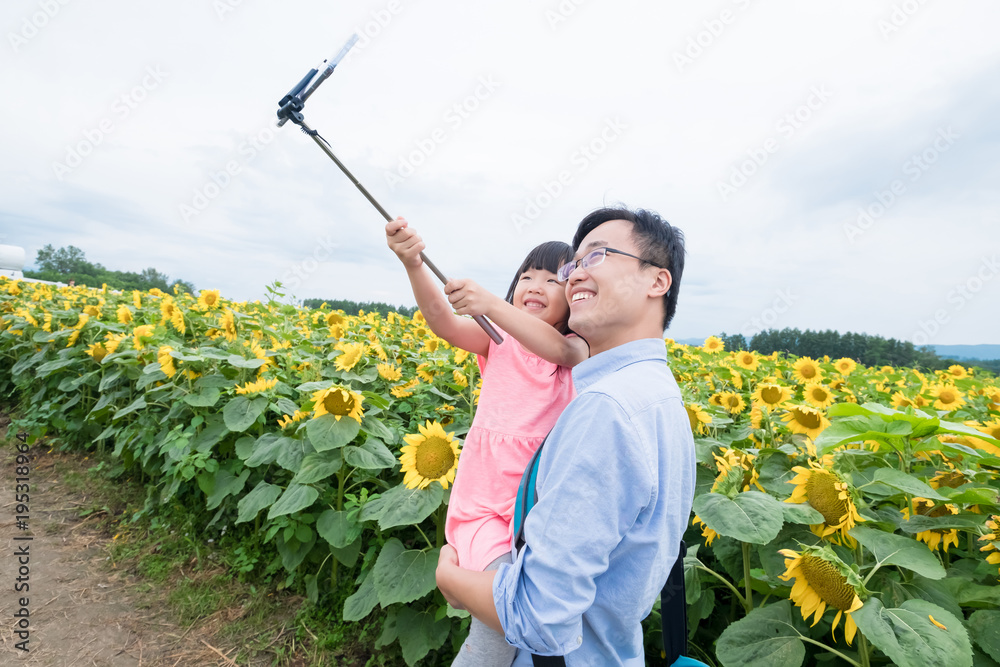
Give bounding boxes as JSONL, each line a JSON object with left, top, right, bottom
{"left": 0, "top": 426, "right": 254, "bottom": 666}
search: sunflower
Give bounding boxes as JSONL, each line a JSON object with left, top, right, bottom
{"left": 160, "top": 299, "right": 177, "bottom": 320}
{"left": 929, "top": 384, "right": 965, "bottom": 411}
{"left": 117, "top": 305, "right": 132, "bottom": 324}
{"left": 83, "top": 305, "right": 101, "bottom": 318}
{"left": 719, "top": 391, "right": 746, "bottom": 415}
{"left": 733, "top": 350, "right": 759, "bottom": 371}
{"left": 453, "top": 369, "right": 468, "bottom": 387}
{"left": 377, "top": 363, "right": 402, "bottom": 382}
{"left": 946, "top": 364, "right": 969, "bottom": 380}
{"left": 803, "top": 383, "right": 835, "bottom": 409}
{"left": 423, "top": 338, "right": 440, "bottom": 353}
{"left": 685, "top": 403, "right": 712, "bottom": 435}
{"left": 702, "top": 336, "right": 724, "bottom": 354}
{"left": 416, "top": 363, "right": 436, "bottom": 383}
{"left": 779, "top": 547, "right": 864, "bottom": 645}
{"left": 370, "top": 341, "right": 388, "bottom": 361}
{"left": 157, "top": 346, "right": 177, "bottom": 378}
{"left": 86, "top": 342, "right": 109, "bottom": 363}
{"left": 277, "top": 410, "right": 309, "bottom": 429}
{"left": 782, "top": 404, "right": 831, "bottom": 441}
{"left": 235, "top": 377, "right": 278, "bottom": 395}
{"left": 400, "top": 420, "right": 461, "bottom": 490}
{"left": 390, "top": 378, "right": 419, "bottom": 398}
{"left": 793, "top": 357, "right": 823, "bottom": 383}
{"left": 891, "top": 391, "right": 916, "bottom": 409}
{"left": 326, "top": 312, "right": 345, "bottom": 327}
{"left": 133, "top": 324, "right": 154, "bottom": 350}
{"left": 787, "top": 459, "right": 864, "bottom": 545}
{"left": 454, "top": 348, "right": 470, "bottom": 365}
{"left": 104, "top": 333, "right": 125, "bottom": 354}
{"left": 220, "top": 310, "right": 237, "bottom": 342}
{"left": 985, "top": 388, "right": 1000, "bottom": 410}
{"left": 833, "top": 358, "right": 857, "bottom": 375}
{"left": 712, "top": 448, "right": 763, "bottom": 493}
{"left": 979, "top": 517, "right": 1000, "bottom": 577}
{"left": 309, "top": 385, "right": 365, "bottom": 423}
{"left": 692, "top": 515, "right": 718, "bottom": 546}
{"left": 977, "top": 419, "right": 1000, "bottom": 441}
{"left": 198, "top": 289, "right": 221, "bottom": 309}
{"left": 753, "top": 383, "right": 793, "bottom": 409}
{"left": 902, "top": 497, "right": 960, "bottom": 552}
{"left": 334, "top": 342, "right": 366, "bottom": 372}
{"left": 169, "top": 309, "right": 186, "bottom": 335}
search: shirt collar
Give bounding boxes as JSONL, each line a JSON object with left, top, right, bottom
{"left": 572, "top": 338, "right": 668, "bottom": 393}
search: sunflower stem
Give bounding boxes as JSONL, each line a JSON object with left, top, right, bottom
{"left": 858, "top": 631, "right": 872, "bottom": 667}
{"left": 415, "top": 524, "right": 435, "bottom": 551}
{"left": 695, "top": 565, "right": 748, "bottom": 612}
{"left": 741, "top": 541, "right": 754, "bottom": 612}
{"left": 797, "top": 635, "right": 862, "bottom": 667}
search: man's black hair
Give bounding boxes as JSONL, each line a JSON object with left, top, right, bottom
{"left": 571, "top": 206, "right": 685, "bottom": 330}
{"left": 503, "top": 241, "right": 574, "bottom": 333}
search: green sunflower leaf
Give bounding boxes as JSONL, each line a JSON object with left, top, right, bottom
{"left": 344, "top": 437, "right": 397, "bottom": 470}
{"left": 317, "top": 509, "right": 362, "bottom": 549}
{"left": 293, "top": 449, "right": 343, "bottom": 484}
{"left": 848, "top": 525, "right": 946, "bottom": 580}
{"left": 343, "top": 573, "right": 378, "bottom": 622}
{"left": 872, "top": 468, "right": 950, "bottom": 502}
{"left": 366, "top": 483, "right": 444, "bottom": 530}
{"left": 396, "top": 604, "right": 450, "bottom": 666}
{"left": 184, "top": 386, "right": 220, "bottom": 407}
{"left": 267, "top": 483, "right": 319, "bottom": 520}
{"left": 306, "top": 414, "right": 361, "bottom": 451}
{"left": 852, "top": 598, "right": 972, "bottom": 667}
{"left": 715, "top": 600, "right": 805, "bottom": 667}
{"left": 235, "top": 481, "right": 282, "bottom": 524}
{"left": 223, "top": 396, "right": 268, "bottom": 432}
{"left": 205, "top": 467, "right": 251, "bottom": 510}
{"left": 968, "top": 610, "right": 1000, "bottom": 662}
{"left": 693, "top": 490, "right": 784, "bottom": 545}
{"left": 372, "top": 538, "right": 439, "bottom": 606}
{"left": 781, "top": 503, "right": 824, "bottom": 525}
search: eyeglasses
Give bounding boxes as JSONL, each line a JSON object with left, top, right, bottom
{"left": 556, "top": 247, "right": 666, "bottom": 282}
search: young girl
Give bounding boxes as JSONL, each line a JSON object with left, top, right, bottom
{"left": 385, "top": 217, "right": 589, "bottom": 666}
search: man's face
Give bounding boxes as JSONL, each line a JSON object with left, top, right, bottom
{"left": 564, "top": 219, "right": 656, "bottom": 345}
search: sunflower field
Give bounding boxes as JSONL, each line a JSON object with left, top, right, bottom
{"left": 2, "top": 279, "right": 999, "bottom": 667}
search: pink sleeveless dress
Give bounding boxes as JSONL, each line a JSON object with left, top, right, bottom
{"left": 445, "top": 326, "right": 576, "bottom": 572}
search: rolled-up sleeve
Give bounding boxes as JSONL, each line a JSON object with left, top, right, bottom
{"left": 492, "top": 392, "right": 654, "bottom": 655}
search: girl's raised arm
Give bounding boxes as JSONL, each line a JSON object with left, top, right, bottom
{"left": 386, "top": 218, "right": 490, "bottom": 357}
{"left": 445, "top": 278, "right": 589, "bottom": 367}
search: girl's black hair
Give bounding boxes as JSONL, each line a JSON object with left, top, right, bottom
{"left": 503, "top": 241, "right": 574, "bottom": 332}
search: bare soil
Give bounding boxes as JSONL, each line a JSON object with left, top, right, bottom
{"left": 0, "top": 422, "right": 286, "bottom": 666}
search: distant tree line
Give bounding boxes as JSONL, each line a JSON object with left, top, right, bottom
{"left": 23, "top": 245, "right": 195, "bottom": 294}
{"left": 717, "top": 328, "right": 998, "bottom": 375}
{"left": 302, "top": 298, "right": 418, "bottom": 318}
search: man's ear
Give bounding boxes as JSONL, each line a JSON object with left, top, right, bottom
{"left": 648, "top": 269, "right": 671, "bottom": 299}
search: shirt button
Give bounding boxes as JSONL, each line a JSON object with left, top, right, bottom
{"left": 576, "top": 636, "right": 582, "bottom": 644}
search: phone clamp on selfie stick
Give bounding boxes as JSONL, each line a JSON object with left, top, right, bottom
{"left": 275, "top": 34, "right": 503, "bottom": 344}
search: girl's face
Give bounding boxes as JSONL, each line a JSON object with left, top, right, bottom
{"left": 512, "top": 267, "right": 570, "bottom": 330}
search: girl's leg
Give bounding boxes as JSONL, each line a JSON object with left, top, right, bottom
{"left": 451, "top": 552, "right": 516, "bottom": 667}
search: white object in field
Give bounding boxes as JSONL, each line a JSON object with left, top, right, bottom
{"left": 0, "top": 245, "right": 26, "bottom": 279}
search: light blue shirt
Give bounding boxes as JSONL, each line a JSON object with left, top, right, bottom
{"left": 493, "top": 338, "right": 696, "bottom": 666}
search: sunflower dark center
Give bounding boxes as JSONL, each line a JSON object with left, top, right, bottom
{"left": 414, "top": 436, "right": 455, "bottom": 480}
{"left": 800, "top": 555, "right": 856, "bottom": 610}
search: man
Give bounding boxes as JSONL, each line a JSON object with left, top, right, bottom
{"left": 436, "top": 206, "right": 696, "bottom": 665}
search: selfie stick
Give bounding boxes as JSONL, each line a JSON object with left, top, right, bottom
{"left": 275, "top": 34, "right": 503, "bottom": 344}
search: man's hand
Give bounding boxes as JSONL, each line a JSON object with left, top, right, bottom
{"left": 436, "top": 544, "right": 466, "bottom": 610}
{"left": 445, "top": 278, "right": 498, "bottom": 318}
{"left": 385, "top": 217, "right": 425, "bottom": 270}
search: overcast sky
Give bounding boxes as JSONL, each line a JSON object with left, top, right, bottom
{"left": 2, "top": 1, "right": 998, "bottom": 346}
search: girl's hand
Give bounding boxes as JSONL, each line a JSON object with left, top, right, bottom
{"left": 385, "top": 217, "right": 425, "bottom": 269}
{"left": 445, "top": 278, "right": 497, "bottom": 317}
{"left": 436, "top": 545, "right": 466, "bottom": 610}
